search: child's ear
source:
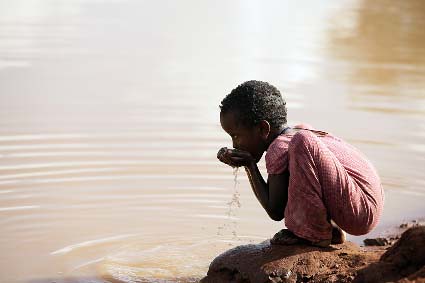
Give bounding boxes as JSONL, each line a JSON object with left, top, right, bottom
{"left": 259, "top": 120, "right": 271, "bottom": 140}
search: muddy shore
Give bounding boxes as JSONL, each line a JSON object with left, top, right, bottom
{"left": 201, "top": 221, "right": 425, "bottom": 283}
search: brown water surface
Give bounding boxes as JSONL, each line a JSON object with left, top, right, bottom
{"left": 0, "top": 0, "right": 424, "bottom": 282}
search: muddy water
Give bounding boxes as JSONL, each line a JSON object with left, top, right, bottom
{"left": 0, "top": 0, "right": 424, "bottom": 282}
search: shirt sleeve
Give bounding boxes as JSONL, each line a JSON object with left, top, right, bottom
{"left": 265, "top": 137, "right": 289, "bottom": 174}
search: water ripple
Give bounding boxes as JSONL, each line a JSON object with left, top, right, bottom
{"left": 0, "top": 205, "right": 40, "bottom": 212}
{"left": 51, "top": 234, "right": 140, "bottom": 255}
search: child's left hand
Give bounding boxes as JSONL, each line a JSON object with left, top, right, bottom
{"left": 217, "top": 147, "right": 254, "bottom": 168}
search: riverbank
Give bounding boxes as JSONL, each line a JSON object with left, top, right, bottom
{"left": 201, "top": 221, "right": 425, "bottom": 283}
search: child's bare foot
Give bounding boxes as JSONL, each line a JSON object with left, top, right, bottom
{"left": 270, "top": 229, "right": 308, "bottom": 245}
{"left": 271, "top": 225, "right": 346, "bottom": 247}
{"left": 270, "top": 229, "right": 332, "bottom": 247}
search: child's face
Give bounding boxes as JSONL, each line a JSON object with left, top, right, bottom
{"left": 220, "top": 110, "right": 267, "bottom": 163}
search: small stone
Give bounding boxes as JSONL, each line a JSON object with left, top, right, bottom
{"left": 364, "top": 237, "right": 389, "bottom": 246}
{"left": 283, "top": 270, "right": 291, "bottom": 279}
{"left": 269, "top": 270, "right": 288, "bottom": 283}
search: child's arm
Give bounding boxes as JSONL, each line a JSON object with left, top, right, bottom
{"left": 217, "top": 148, "right": 289, "bottom": 221}
{"left": 244, "top": 162, "right": 289, "bottom": 221}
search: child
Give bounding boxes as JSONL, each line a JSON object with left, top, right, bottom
{"left": 217, "top": 80, "right": 384, "bottom": 247}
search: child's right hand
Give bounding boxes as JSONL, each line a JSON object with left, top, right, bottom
{"left": 217, "top": 147, "right": 253, "bottom": 168}
{"left": 217, "top": 147, "right": 232, "bottom": 166}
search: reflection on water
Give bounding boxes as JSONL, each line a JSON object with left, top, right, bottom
{"left": 0, "top": 0, "right": 424, "bottom": 282}
{"left": 328, "top": 0, "right": 425, "bottom": 108}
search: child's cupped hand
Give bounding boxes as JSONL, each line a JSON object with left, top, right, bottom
{"left": 217, "top": 147, "right": 254, "bottom": 168}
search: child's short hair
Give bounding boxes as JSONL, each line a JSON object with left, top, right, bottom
{"left": 220, "top": 80, "right": 287, "bottom": 129}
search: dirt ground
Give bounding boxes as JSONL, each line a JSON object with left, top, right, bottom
{"left": 201, "top": 222, "right": 425, "bottom": 283}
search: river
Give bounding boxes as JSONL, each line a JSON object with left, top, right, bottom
{"left": 0, "top": 0, "right": 424, "bottom": 282}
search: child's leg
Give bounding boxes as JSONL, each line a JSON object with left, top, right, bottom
{"left": 331, "top": 220, "right": 346, "bottom": 244}
{"left": 284, "top": 131, "right": 376, "bottom": 243}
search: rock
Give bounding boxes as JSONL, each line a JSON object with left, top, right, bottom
{"left": 363, "top": 237, "right": 390, "bottom": 246}
{"left": 201, "top": 226, "right": 425, "bottom": 283}
{"left": 200, "top": 240, "right": 379, "bottom": 283}
{"left": 354, "top": 226, "right": 425, "bottom": 283}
